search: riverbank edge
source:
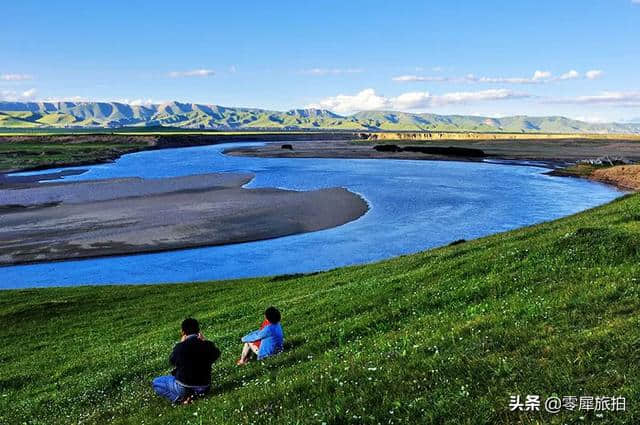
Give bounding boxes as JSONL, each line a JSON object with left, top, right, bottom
{"left": 548, "top": 165, "right": 640, "bottom": 192}
{"left": 224, "top": 142, "right": 637, "bottom": 193}
{"left": 3, "top": 134, "right": 637, "bottom": 192}
{"left": 0, "top": 132, "right": 358, "bottom": 176}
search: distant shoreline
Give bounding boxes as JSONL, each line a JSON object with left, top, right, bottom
{"left": 0, "top": 132, "right": 357, "bottom": 177}
{"left": 225, "top": 138, "right": 640, "bottom": 191}
{"left": 4, "top": 132, "right": 639, "bottom": 192}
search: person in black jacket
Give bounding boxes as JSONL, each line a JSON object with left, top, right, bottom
{"left": 152, "top": 318, "right": 221, "bottom": 403}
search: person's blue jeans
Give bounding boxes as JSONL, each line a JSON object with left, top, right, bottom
{"left": 151, "top": 375, "right": 209, "bottom": 403}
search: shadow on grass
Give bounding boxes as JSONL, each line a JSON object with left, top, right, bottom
{"left": 270, "top": 272, "right": 320, "bottom": 282}
{"left": 210, "top": 338, "right": 307, "bottom": 395}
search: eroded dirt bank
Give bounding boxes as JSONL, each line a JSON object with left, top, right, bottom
{"left": 590, "top": 165, "right": 640, "bottom": 191}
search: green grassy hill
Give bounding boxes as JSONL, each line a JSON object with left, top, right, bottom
{"left": 1, "top": 194, "right": 639, "bottom": 424}
{"left": 0, "top": 111, "right": 42, "bottom": 128}
{"left": 1, "top": 101, "right": 639, "bottom": 133}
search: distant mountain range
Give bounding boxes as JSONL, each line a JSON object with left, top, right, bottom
{"left": 1, "top": 101, "right": 639, "bottom": 134}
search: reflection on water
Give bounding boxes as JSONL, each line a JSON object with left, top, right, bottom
{"left": 1, "top": 143, "right": 622, "bottom": 289}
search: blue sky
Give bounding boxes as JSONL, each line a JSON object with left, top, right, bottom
{"left": 1, "top": 0, "right": 639, "bottom": 121}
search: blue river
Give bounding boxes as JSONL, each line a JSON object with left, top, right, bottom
{"left": 0, "top": 142, "right": 623, "bottom": 289}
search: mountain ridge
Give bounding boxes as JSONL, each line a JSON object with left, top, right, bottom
{"left": 1, "top": 101, "right": 639, "bottom": 134}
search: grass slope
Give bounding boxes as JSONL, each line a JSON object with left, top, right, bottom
{"left": 0, "top": 112, "right": 42, "bottom": 128}
{"left": 1, "top": 194, "right": 640, "bottom": 424}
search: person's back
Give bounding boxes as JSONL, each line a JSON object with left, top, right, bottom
{"left": 171, "top": 334, "right": 220, "bottom": 387}
{"left": 152, "top": 318, "right": 221, "bottom": 404}
{"left": 255, "top": 321, "right": 284, "bottom": 360}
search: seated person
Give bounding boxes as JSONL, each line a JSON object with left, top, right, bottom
{"left": 152, "top": 318, "right": 221, "bottom": 404}
{"left": 237, "top": 306, "right": 284, "bottom": 365}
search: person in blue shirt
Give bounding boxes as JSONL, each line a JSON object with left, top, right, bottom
{"left": 236, "top": 306, "right": 284, "bottom": 365}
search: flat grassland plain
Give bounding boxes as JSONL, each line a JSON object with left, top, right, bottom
{"left": 1, "top": 131, "right": 639, "bottom": 424}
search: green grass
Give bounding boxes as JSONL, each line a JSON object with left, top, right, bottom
{"left": 0, "top": 129, "right": 343, "bottom": 136}
{"left": 1, "top": 194, "right": 640, "bottom": 424}
{"left": 554, "top": 164, "right": 606, "bottom": 177}
{"left": 0, "top": 112, "right": 42, "bottom": 128}
{"left": 0, "top": 140, "right": 151, "bottom": 172}
{"left": 36, "top": 113, "right": 79, "bottom": 126}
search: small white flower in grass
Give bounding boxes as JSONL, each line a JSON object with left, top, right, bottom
{"left": 367, "top": 367, "right": 377, "bottom": 371}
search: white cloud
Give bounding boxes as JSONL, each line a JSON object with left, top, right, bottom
{"left": 0, "top": 73, "right": 33, "bottom": 81}
{"left": 301, "top": 68, "right": 363, "bottom": 76}
{"left": 572, "top": 115, "right": 608, "bottom": 123}
{"left": 559, "top": 70, "right": 580, "bottom": 80}
{"left": 0, "top": 87, "right": 37, "bottom": 101}
{"left": 168, "top": 69, "right": 215, "bottom": 78}
{"left": 432, "top": 89, "right": 529, "bottom": 106}
{"left": 0, "top": 90, "right": 16, "bottom": 101}
{"left": 392, "top": 91, "right": 433, "bottom": 109}
{"left": 470, "top": 111, "right": 508, "bottom": 118}
{"left": 38, "top": 96, "right": 89, "bottom": 102}
{"left": 128, "top": 99, "right": 151, "bottom": 106}
{"left": 42, "top": 96, "right": 158, "bottom": 104}
{"left": 585, "top": 70, "right": 603, "bottom": 80}
{"left": 474, "top": 76, "right": 525, "bottom": 84}
{"left": 392, "top": 75, "right": 448, "bottom": 82}
{"left": 392, "top": 71, "right": 552, "bottom": 84}
{"left": 393, "top": 69, "right": 602, "bottom": 84}
{"left": 393, "top": 71, "right": 552, "bottom": 84}
{"left": 116, "top": 98, "right": 158, "bottom": 106}
{"left": 532, "top": 70, "right": 552, "bottom": 81}
{"left": 475, "top": 74, "right": 544, "bottom": 84}
{"left": 308, "top": 88, "right": 530, "bottom": 114}
{"left": 308, "top": 88, "right": 390, "bottom": 114}
{"left": 22, "top": 88, "right": 37, "bottom": 98}
{"left": 547, "top": 91, "right": 640, "bottom": 106}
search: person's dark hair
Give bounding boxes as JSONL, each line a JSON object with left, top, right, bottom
{"left": 265, "top": 306, "right": 281, "bottom": 324}
{"left": 181, "top": 318, "right": 200, "bottom": 335}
